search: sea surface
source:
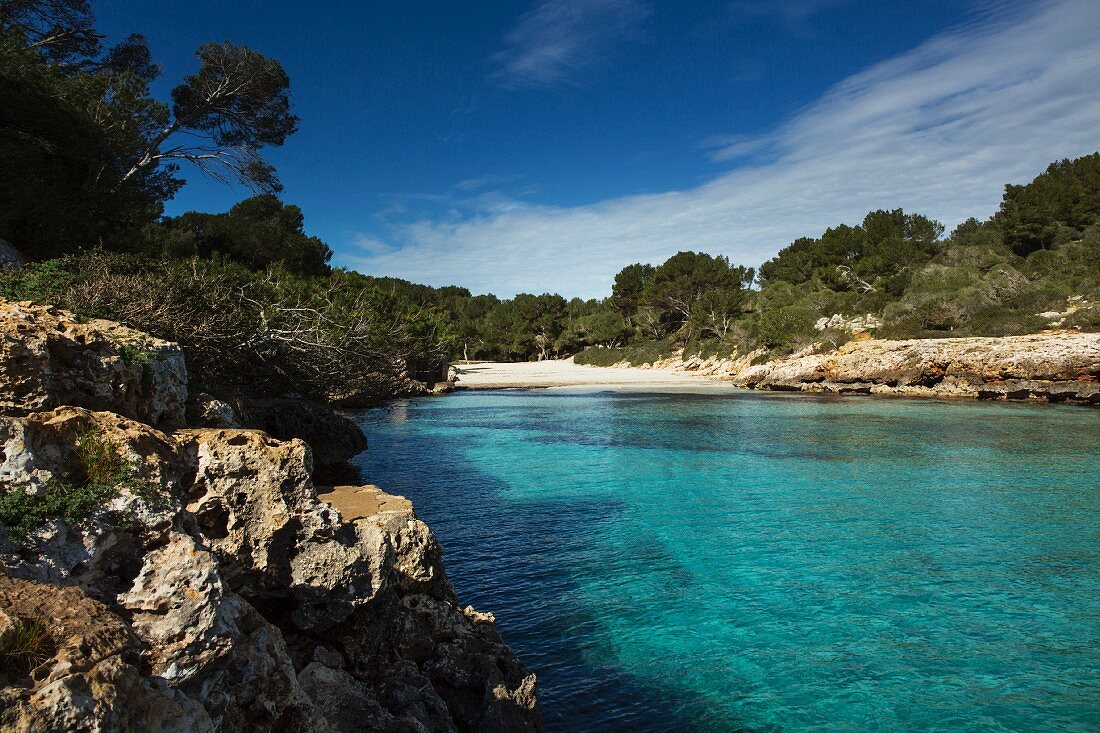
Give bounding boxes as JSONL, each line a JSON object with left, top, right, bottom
{"left": 350, "top": 389, "right": 1100, "bottom": 732}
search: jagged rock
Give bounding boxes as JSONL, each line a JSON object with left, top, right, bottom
{"left": 0, "top": 574, "right": 213, "bottom": 733}
{"left": 734, "top": 331, "right": 1100, "bottom": 404}
{"left": 0, "top": 409, "right": 185, "bottom": 594}
{"left": 186, "top": 392, "right": 241, "bottom": 428}
{"left": 233, "top": 397, "right": 368, "bottom": 466}
{"left": 0, "top": 406, "right": 540, "bottom": 732}
{"left": 120, "top": 534, "right": 327, "bottom": 732}
{"left": 813, "top": 312, "right": 882, "bottom": 333}
{"left": 179, "top": 428, "right": 385, "bottom": 631}
{"left": 0, "top": 300, "right": 186, "bottom": 428}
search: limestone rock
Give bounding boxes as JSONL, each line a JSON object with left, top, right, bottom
{"left": 734, "top": 331, "right": 1100, "bottom": 403}
{"left": 233, "top": 397, "right": 368, "bottom": 466}
{"left": 186, "top": 392, "right": 241, "bottom": 428}
{"left": 0, "top": 574, "right": 213, "bottom": 733}
{"left": 179, "top": 428, "right": 384, "bottom": 630}
{"left": 0, "top": 300, "right": 186, "bottom": 427}
{"left": 120, "top": 534, "right": 326, "bottom": 732}
{"left": 0, "top": 408, "right": 186, "bottom": 594}
{"left": 1, "top": 402, "right": 540, "bottom": 731}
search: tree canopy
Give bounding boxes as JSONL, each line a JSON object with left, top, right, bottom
{"left": 150, "top": 195, "right": 333, "bottom": 276}
{"left": 0, "top": 0, "right": 297, "bottom": 256}
{"left": 998, "top": 153, "right": 1100, "bottom": 256}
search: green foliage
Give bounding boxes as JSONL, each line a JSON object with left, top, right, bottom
{"left": 164, "top": 41, "right": 298, "bottom": 192}
{"left": 0, "top": 429, "right": 148, "bottom": 540}
{"left": 757, "top": 209, "right": 944, "bottom": 294}
{"left": 113, "top": 340, "right": 153, "bottom": 367}
{"left": 1, "top": 1, "right": 296, "bottom": 256}
{"left": 147, "top": 195, "right": 333, "bottom": 275}
{"left": 750, "top": 304, "right": 818, "bottom": 350}
{"left": 0, "top": 258, "right": 79, "bottom": 300}
{"left": 999, "top": 153, "right": 1100, "bottom": 256}
{"left": 640, "top": 251, "right": 754, "bottom": 334}
{"left": 610, "top": 263, "right": 654, "bottom": 315}
{"left": 574, "top": 339, "right": 675, "bottom": 367}
{"left": 0, "top": 616, "right": 52, "bottom": 676}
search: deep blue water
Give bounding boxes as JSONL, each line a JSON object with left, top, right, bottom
{"left": 349, "top": 390, "right": 1100, "bottom": 732}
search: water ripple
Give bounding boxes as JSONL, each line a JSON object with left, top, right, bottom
{"left": 352, "top": 391, "right": 1100, "bottom": 732}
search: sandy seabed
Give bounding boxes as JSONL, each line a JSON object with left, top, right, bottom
{"left": 451, "top": 357, "right": 737, "bottom": 392}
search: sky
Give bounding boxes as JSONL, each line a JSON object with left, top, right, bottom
{"left": 95, "top": 0, "right": 1100, "bottom": 298}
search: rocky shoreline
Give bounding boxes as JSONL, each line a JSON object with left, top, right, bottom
{"left": 599, "top": 332, "right": 1100, "bottom": 405}
{"left": 732, "top": 332, "right": 1100, "bottom": 404}
{"left": 0, "top": 300, "right": 540, "bottom": 732}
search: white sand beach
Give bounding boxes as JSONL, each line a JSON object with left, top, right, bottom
{"left": 451, "top": 358, "right": 735, "bottom": 391}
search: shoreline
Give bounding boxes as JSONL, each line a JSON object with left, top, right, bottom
{"left": 452, "top": 358, "right": 735, "bottom": 391}
{"left": 451, "top": 331, "right": 1100, "bottom": 405}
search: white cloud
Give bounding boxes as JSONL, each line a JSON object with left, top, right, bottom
{"left": 491, "top": 0, "right": 652, "bottom": 88}
{"left": 343, "top": 0, "right": 1100, "bottom": 298}
{"left": 725, "top": 0, "right": 851, "bottom": 26}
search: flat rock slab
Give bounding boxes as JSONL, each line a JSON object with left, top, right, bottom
{"left": 316, "top": 484, "right": 413, "bottom": 521}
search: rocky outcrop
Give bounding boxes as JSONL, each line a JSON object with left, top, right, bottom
{"left": 606, "top": 348, "right": 765, "bottom": 378}
{"left": 0, "top": 574, "right": 213, "bottom": 732}
{"left": 0, "top": 300, "right": 540, "bottom": 731}
{"left": 0, "top": 300, "right": 187, "bottom": 428}
{"left": 0, "top": 407, "right": 540, "bottom": 731}
{"left": 230, "top": 397, "right": 369, "bottom": 467}
{"left": 734, "top": 331, "right": 1100, "bottom": 404}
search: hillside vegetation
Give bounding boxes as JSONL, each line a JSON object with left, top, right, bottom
{"left": 575, "top": 155, "right": 1100, "bottom": 366}
{"left": 2, "top": 3, "right": 1097, "bottom": 391}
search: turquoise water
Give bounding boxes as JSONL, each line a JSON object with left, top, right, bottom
{"left": 350, "top": 390, "right": 1100, "bottom": 732}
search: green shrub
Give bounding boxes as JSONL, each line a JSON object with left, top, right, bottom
{"left": 0, "top": 251, "right": 455, "bottom": 404}
{"left": 0, "top": 617, "right": 52, "bottom": 676}
{"left": 574, "top": 339, "right": 675, "bottom": 367}
{"left": 750, "top": 305, "right": 818, "bottom": 350}
{"left": 113, "top": 340, "right": 153, "bottom": 367}
{"left": 0, "top": 430, "right": 155, "bottom": 540}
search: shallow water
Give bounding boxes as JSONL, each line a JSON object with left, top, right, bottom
{"left": 350, "top": 390, "right": 1100, "bottom": 732}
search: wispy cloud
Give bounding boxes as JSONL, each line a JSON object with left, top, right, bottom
{"left": 342, "top": 0, "right": 1100, "bottom": 298}
{"left": 725, "top": 0, "right": 851, "bottom": 26}
{"left": 491, "top": 0, "right": 651, "bottom": 88}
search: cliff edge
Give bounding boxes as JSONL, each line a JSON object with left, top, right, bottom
{"left": 0, "top": 301, "right": 540, "bottom": 732}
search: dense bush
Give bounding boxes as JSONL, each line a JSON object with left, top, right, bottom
{"left": 145, "top": 195, "right": 334, "bottom": 276}
{"left": 0, "top": 252, "right": 454, "bottom": 403}
{"left": 999, "top": 153, "right": 1100, "bottom": 256}
{"left": 574, "top": 339, "right": 675, "bottom": 367}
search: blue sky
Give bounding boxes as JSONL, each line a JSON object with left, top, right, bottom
{"left": 95, "top": 1, "right": 1100, "bottom": 298}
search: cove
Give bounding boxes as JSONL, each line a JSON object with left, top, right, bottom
{"left": 350, "top": 390, "right": 1100, "bottom": 732}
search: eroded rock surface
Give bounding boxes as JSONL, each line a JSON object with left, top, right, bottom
{"left": 0, "top": 574, "right": 212, "bottom": 733}
{"left": 0, "top": 300, "right": 186, "bottom": 427}
{"left": 734, "top": 331, "right": 1100, "bottom": 403}
{"left": 0, "top": 407, "right": 540, "bottom": 731}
